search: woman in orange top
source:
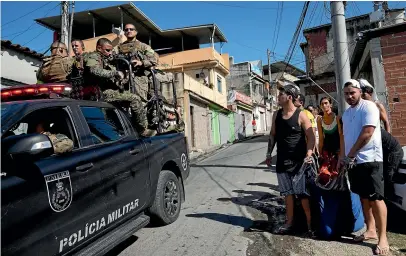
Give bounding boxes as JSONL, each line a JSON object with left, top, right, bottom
{"left": 313, "top": 97, "right": 364, "bottom": 239}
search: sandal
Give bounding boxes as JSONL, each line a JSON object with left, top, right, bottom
{"left": 353, "top": 233, "right": 378, "bottom": 243}
{"left": 306, "top": 229, "right": 316, "bottom": 239}
{"left": 374, "top": 245, "right": 390, "bottom": 255}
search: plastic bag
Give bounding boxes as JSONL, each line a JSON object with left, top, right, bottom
{"left": 292, "top": 158, "right": 318, "bottom": 196}
{"left": 315, "top": 158, "right": 352, "bottom": 192}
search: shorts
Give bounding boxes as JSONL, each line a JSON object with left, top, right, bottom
{"left": 348, "top": 162, "right": 384, "bottom": 201}
{"left": 277, "top": 171, "right": 310, "bottom": 197}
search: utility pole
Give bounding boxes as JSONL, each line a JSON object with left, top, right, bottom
{"left": 60, "top": 1, "right": 69, "bottom": 46}
{"left": 67, "top": 1, "right": 75, "bottom": 55}
{"left": 267, "top": 49, "right": 272, "bottom": 131}
{"left": 331, "top": 1, "right": 350, "bottom": 114}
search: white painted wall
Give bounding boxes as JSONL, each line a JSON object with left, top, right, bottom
{"left": 1, "top": 48, "right": 42, "bottom": 85}
{"left": 253, "top": 105, "right": 266, "bottom": 132}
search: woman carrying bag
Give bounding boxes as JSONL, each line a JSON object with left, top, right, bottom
{"left": 313, "top": 97, "right": 364, "bottom": 239}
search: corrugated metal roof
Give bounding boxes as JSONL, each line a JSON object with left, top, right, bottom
{"left": 35, "top": 3, "right": 227, "bottom": 44}
{"left": 303, "top": 8, "right": 405, "bottom": 33}
{"left": 1, "top": 40, "right": 44, "bottom": 59}
{"left": 350, "top": 22, "right": 406, "bottom": 76}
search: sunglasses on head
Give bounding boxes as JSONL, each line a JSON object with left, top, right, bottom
{"left": 124, "top": 28, "right": 135, "bottom": 32}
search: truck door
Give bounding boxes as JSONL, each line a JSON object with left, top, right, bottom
{"left": 1, "top": 106, "right": 108, "bottom": 256}
{"left": 77, "top": 105, "right": 150, "bottom": 228}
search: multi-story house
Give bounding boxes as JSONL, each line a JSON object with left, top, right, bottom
{"left": 350, "top": 9, "right": 406, "bottom": 145}
{"left": 262, "top": 60, "right": 306, "bottom": 111}
{"left": 226, "top": 57, "right": 270, "bottom": 133}
{"left": 298, "top": 5, "right": 405, "bottom": 109}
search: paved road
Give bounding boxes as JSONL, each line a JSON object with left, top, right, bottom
{"left": 109, "top": 135, "right": 406, "bottom": 256}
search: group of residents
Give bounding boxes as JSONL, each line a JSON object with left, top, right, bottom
{"left": 266, "top": 79, "right": 404, "bottom": 256}
{"left": 36, "top": 23, "right": 183, "bottom": 137}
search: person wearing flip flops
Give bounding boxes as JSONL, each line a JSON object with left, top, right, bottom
{"left": 265, "top": 82, "right": 316, "bottom": 237}
{"left": 338, "top": 79, "right": 389, "bottom": 256}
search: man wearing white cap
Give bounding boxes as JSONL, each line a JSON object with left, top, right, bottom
{"left": 359, "top": 78, "right": 391, "bottom": 133}
{"left": 338, "top": 79, "right": 388, "bottom": 255}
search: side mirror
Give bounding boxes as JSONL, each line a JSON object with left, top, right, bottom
{"left": 2, "top": 133, "right": 54, "bottom": 161}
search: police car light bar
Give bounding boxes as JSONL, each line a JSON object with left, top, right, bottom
{"left": 1, "top": 83, "right": 72, "bottom": 102}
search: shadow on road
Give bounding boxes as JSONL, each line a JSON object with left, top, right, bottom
{"left": 247, "top": 182, "right": 280, "bottom": 192}
{"left": 237, "top": 135, "right": 269, "bottom": 143}
{"left": 199, "top": 146, "right": 269, "bottom": 163}
{"left": 191, "top": 164, "right": 267, "bottom": 170}
{"left": 105, "top": 235, "right": 138, "bottom": 256}
{"left": 215, "top": 189, "right": 288, "bottom": 234}
{"left": 185, "top": 213, "right": 252, "bottom": 229}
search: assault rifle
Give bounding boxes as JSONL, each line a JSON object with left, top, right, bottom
{"left": 111, "top": 55, "right": 136, "bottom": 94}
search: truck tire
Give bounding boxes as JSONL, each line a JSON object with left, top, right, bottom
{"left": 148, "top": 170, "right": 181, "bottom": 225}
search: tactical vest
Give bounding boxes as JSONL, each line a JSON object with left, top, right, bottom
{"left": 38, "top": 56, "right": 73, "bottom": 83}
{"left": 118, "top": 41, "right": 140, "bottom": 55}
{"left": 68, "top": 55, "right": 85, "bottom": 87}
{"left": 118, "top": 41, "right": 151, "bottom": 78}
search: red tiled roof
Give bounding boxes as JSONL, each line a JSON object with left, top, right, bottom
{"left": 1, "top": 40, "right": 44, "bottom": 59}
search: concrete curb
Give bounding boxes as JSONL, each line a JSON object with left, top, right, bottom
{"left": 189, "top": 144, "right": 230, "bottom": 164}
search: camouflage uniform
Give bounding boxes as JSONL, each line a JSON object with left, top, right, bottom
{"left": 103, "top": 89, "right": 148, "bottom": 133}
{"left": 83, "top": 51, "right": 119, "bottom": 90}
{"left": 37, "top": 56, "right": 74, "bottom": 84}
{"left": 166, "top": 106, "right": 185, "bottom": 132}
{"left": 42, "top": 132, "right": 73, "bottom": 155}
{"left": 114, "top": 38, "right": 158, "bottom": 135}
{"left": 116, "top": 38, "right": 157, "bottom": 101}
{"left": 68, "top": 53, "right": 102, "bottom": 101}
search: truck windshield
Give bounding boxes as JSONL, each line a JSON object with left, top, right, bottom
{"left": 1, "top": 104, "right": 11, "bottom": 116}
{"left": 1, "top": 103, "right": 22, "bottom": 130}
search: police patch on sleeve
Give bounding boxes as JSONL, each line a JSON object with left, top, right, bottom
{"left": 44, "top": 171, "right": 73, "bottom": 212}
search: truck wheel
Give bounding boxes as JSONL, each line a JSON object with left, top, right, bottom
{"left": 149, "top": 170, "right": 181, "bottom": 225}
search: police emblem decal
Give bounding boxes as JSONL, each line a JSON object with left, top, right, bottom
{"left": 181, "top": 153, "right": 188, "bottom": 171}
{"left": 44, "top": 171, "right": 73, "bottom": 212}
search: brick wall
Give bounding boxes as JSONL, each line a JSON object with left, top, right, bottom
{"left": 304, "top": 82, "right": 336, "bottom": 96}
{"left": 381, "top": 31, "right": 406, "bottom": 146}
{"left": 304, "top": 29, "right": 328, "bottom": 75}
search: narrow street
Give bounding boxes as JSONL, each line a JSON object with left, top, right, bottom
{"left": 109, "top": 136, "right": 406, "bottom": 256}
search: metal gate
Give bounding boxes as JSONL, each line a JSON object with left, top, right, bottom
{"left": 245, "top": 111, "right": 254, "bottom": 137}
{"left": 234, "top": 113, "right": 245, "bottom": 140}
{"left": 260, "top": 112, "right": 265, "bottom": 132}
{"left": 219, "top": 113, "right": 229, "bottom": 144}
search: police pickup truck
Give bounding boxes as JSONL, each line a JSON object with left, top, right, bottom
{"left": 392, "top": 147, "right": 406, "bottom": 212}
{"left": 1, "top": 83, "right": 190, "bottom": 256}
